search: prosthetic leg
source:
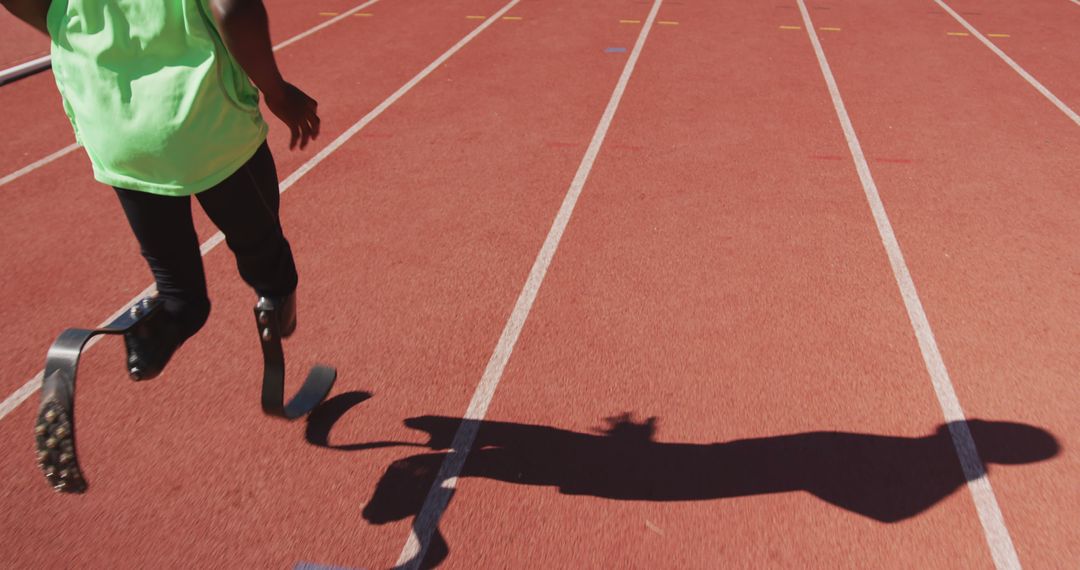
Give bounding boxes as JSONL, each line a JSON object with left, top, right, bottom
{"left": 254, "top": 296, "right": 336, "bottom": 419}
{"left": 34, "top": 296, "right": 336, "bottom": 493}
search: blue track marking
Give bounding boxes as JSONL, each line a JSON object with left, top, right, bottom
{"left": 294, "top": 562, "right": 366, "bottom": 570}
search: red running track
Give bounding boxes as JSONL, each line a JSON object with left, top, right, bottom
{"left": 0, "top": 0, "right": 1077, "bottom": 568}
{"left": 817, "top": 0, "right": 1080, "bottom": 566}
{"left": 0, "top": 9, "right": 48, "bottom": 69}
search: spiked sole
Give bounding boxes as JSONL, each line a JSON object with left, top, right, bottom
{"left": 33, "top": 298, "right": 162, "bottom": 494}
{"left": 35, "top": 390, "right": 86, "bottom": 493}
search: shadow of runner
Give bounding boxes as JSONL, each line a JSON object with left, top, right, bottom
{"left": 307, "top": 392, "right": 1060, "bottom": 568}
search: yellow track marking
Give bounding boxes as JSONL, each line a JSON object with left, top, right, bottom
{"left": 465, "top": 15, "right": 486, "bottom": 19}
{"left": 619, "top": 19, "right": 641, "bottom": 24}
{"left": 947, "top": 31, "right": 970, "bottom": 36}
{"left": 658, "top": 21, "right": 679, "bottom": 25}
{"left": 987, "top": 33, "right": 1010, "bottom": 38}
{"left": 354, "top": 12, "right": 373, "bottom": 17}
{"left": 779, "top": 25, "right": 802, "bottom": 30}
{"left": 318, "top": 12, "right": 339, "bottom": 16}
{"left": 819, "top": 26, "right": 841, "bottom": 31}
{"left": 502, "top": 16, "right": 523, "bottom": 20}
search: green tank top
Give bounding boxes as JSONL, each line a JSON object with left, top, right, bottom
{"left": 47, "top": 0, "right": 268, "bottom": 196}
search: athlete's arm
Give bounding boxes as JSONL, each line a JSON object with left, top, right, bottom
{"left": 0, "top": 0, "right": 51, "bottom": 36}
{"left": 209, "top": 0, "right": 319, "bottom": 150}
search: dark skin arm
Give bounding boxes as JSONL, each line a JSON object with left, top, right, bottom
{"left": 0, "top": 0, "right": 50, "bottom": 36}
{"left": 210, "top": 0, "right": 319, "bottom": 150}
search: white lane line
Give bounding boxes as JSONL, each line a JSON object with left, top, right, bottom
{"left": 933, "top": 0, "right": 1080, "bottom": 128}
{"left": 0, "top": 283, "right": 157, "bottom": 420}
{"left": 272, "top": 0, "right": 381, "bottom": 52}
{"left": 0, "top": 0, "right": 521, "bottom": 424}
{"left": 392, "top": 0, "right": 664, "bottom": 567}
{"left": 0, "top": 0, "right": 384, "bottom": 190}
{"left": 795, "top": 1, "right": 1022, "bottom": 569}
{"left": 0, "top": 143, "right": 81, "bottom": 189}
{"left": 0, "top": 54, "right": 51, "bottom": 84}
{"left": 0, "top": 373, "right": 43, "bottom": 420}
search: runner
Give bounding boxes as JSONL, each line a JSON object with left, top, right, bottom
{"left": 0, "top": 0, "right": 320, "bottom": 378}
{"left": 3, "top": 0, "right": 324, "bottom": 491}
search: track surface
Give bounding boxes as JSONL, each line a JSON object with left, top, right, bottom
{"left": 1, "top": 0, "right": 1076, "bottom": 568}
{"left": 0, "top": 9, "right": 47, "bottom": 69}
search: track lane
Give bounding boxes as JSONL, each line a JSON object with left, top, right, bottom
{"left": 0, "top": 0, "right": 657, "bottom": 567}
{"left": 0, "top": 53, "right": 71, "bottom": 177}
{"left": 2, "top": 0, "right": 1075, "bottom": 566}
{"left": 0, "top": 10, "right": 48, "bottom": 69}
{"left": 417, "top": 1, "right": 1009, "bottom": 567}
{"left": 930, "top": 0, "right": 1080, "bottom": 118}
{"left": 812, "top": 0, "right": 1079, "bottom": 566}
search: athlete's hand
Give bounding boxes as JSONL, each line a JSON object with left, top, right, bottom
{"left": 265, "top": 81, "right": 320, "bottom": 150}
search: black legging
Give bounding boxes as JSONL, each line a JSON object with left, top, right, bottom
{"left": 113, "top": 142, "right": 298, "bottom": 337}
